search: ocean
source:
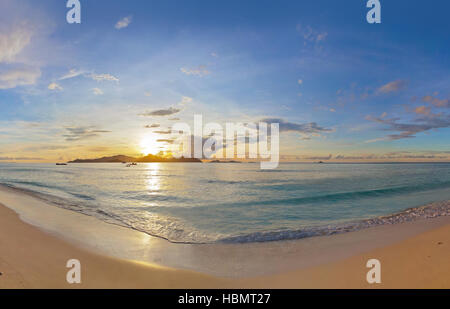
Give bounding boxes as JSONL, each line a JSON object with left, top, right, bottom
{"left": 1, "top": 162, "right": 450, "bottom": 243}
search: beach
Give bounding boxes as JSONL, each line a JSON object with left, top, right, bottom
{"left": 2, "top": 0, "right": 449, "bottom": 293}
{"left": 1, "top": 185, "right": 449, "bottom": 289}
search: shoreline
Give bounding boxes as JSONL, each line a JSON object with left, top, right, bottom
{"left": 1, "top": 182, "right": 449, "bottom": 245}
{"left": 0, "top": 204, "right": 230, "bottom": 289}
{"left": 1, "top": 185, "right": 449, "bottom": 288}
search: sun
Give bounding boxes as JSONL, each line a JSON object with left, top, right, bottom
{"left": 140, "top": 134, "right": 160, "bottom": 156}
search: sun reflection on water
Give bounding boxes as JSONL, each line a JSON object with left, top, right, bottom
{"left": 145, "top": 163, "right": 161, "bottom": 195}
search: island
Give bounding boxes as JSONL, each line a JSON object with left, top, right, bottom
{"left": 68, "top": 154, "right": 202, "bottom": 163}
{"left": 209, "top": 160, "right": 242, "bottom": 164}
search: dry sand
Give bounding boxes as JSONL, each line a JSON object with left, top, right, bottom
{"left": 0, "top": 194, "right": 449, "bottom": 289}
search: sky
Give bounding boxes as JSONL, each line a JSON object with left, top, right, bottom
{"left": 0, "top": 0, "right": 449, "bottom": 162}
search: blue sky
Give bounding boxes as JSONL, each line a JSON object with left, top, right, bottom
{"left": 0, "top": 0, "right": 449, "bottom": 162}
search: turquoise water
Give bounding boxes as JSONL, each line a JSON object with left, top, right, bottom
{"left": 1, "top": 163, "right": 450, "bottom": 243}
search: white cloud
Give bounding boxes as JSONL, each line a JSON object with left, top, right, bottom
{"left": 0, "top": 28, "right": 32, "bottom": 64}
{"left": 92, "top": 88, "right": 104, "bottom": 95}
{"left": 90, "top": 73, "right": 119, "bottom": 82}
{"left": 115, "top": 16, "right": 132, "bottom": 30}
{"left": 316, "top": 32, "right": 328, "bottom": 42}
{"left": 0, "top": 66, "right": 41, "bottom": 89}
{"left": 59, "top": 70, "right": 119, "bottom": 83}
{"left": 180, "top": 96, "right": 193, "bottom": 104}
{"left": 0, "top": 25, "right": 40, "bottom": 89}
{"left": 48, "top": 82, "right": 63, "bottom": 91}
{"left": 180, "top": 65, "right": 210, "bottom": 77}
{"left": 296, "top": 24, "right": 328, "bottom": 44}
{"left": 59, "top": 69, "right": 85, "bottom": 80}
{"left": 376, "top": 80, "right": 407, "bottom": 94}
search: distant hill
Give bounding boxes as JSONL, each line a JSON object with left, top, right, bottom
{"left": 68, "top": 154, "right": 202, "bottom": 163}
{"left": 209, "top": 160, "right": 242, "bottom": 163}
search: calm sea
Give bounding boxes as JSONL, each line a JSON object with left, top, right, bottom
{"left": 1, "top": 162, "right": 450, "bottom": 243}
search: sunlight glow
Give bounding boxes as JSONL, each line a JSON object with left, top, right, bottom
{"left": 140, "top": 135, "right": 160, "bottom": 155}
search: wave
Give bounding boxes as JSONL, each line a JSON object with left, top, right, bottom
{"left": 257, "top": 169, "right": 304, "bottom": 173}
{"left": 1, "top": 181, "right": 450, "bottom": 244}
{"left": 218, "top": 200, "right": 450, "bottom": 243}
{"left": 2, "top": 168, "right": 75, "bottom": 175}
{"left": 128, "top": 193, "right": 191, "bottom": 203}
{"left": 71, "top": 193, "right": 96, "bottom": 201}
{"left": 2, "top": 180, "right": 96, "bottom": 201}
{"left": 225, "top": 181, "right": 450, "bottom": 207}
{"left": 5, "top": 180, "right": 66, "bottom": 191}
{"left": 206, "top": 180, "right": 249, "bottom": 185}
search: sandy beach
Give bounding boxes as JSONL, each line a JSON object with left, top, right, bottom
{"left": 0, "top": 204, "right": 229, "bottom": 289}
{"left": 1, "top": 0, "right": 450, "bottom": 293}
{"left": 0, "top": 186, "right": 449, "bottom": 289}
